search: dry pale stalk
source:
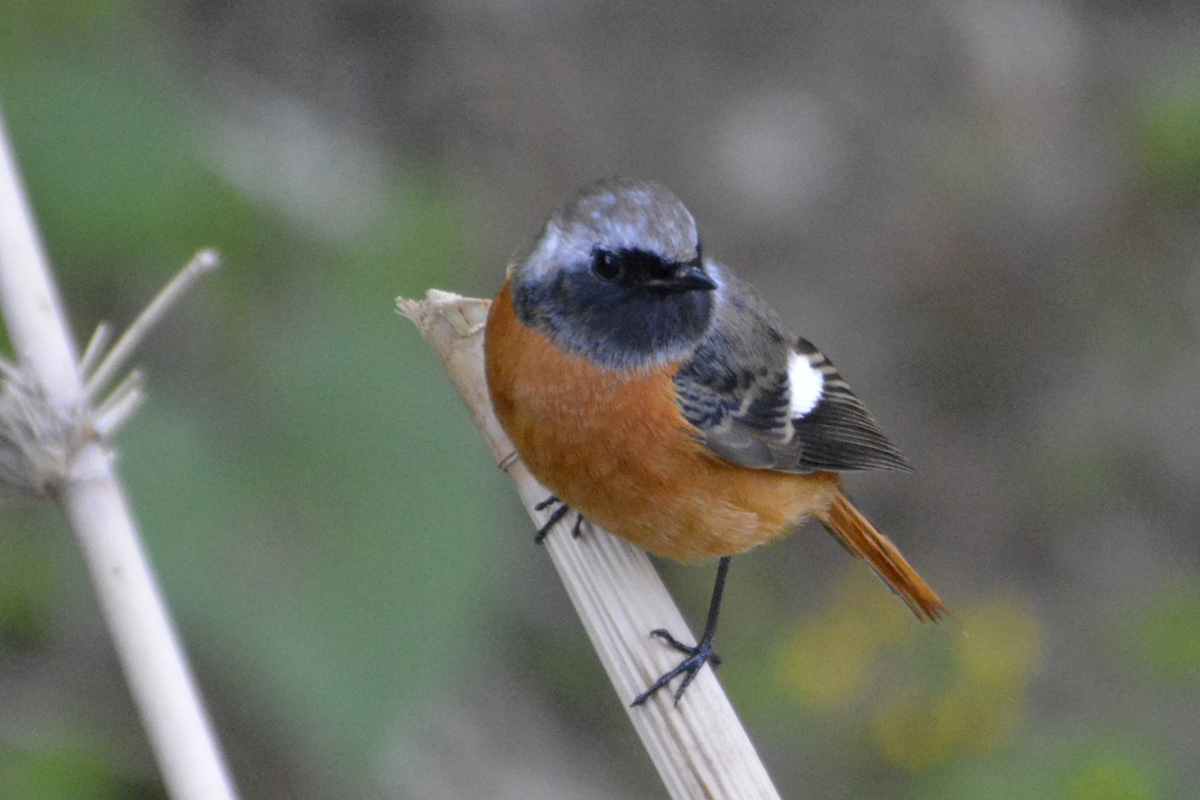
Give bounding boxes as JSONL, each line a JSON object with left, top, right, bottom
{"left": 0, "top": 110, "right": 239, "bottom": 800}
{"left": 398, "top": 289, "right": 783, "bottom": 800}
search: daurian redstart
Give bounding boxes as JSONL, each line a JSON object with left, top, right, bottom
{"left": 484, "top": 177, "right": 945, "bottom": 706}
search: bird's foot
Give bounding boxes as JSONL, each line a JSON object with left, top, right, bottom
{"left": 630, "top": 629, "right": 721, "bottom": 707}
{"left": 533, "top": 495, "right": 587, "bottom": 543}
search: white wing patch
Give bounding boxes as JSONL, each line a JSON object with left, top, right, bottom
{"left": 787, "top": 350, "right": 824, "bottom": 418}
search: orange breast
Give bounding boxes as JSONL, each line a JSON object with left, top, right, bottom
{"left": 484, "top": 281, "right": 839, "bottom": 562}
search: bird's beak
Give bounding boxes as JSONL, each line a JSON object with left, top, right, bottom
{"left": 652, "top": 261, "right": 717, "bottom": 293}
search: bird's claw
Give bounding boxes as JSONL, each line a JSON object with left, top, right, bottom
{"left": 534, "top": 495, "right": 587, "bottom": 543}
{"left": 630, "top": 629, "right": 721, "bottom": 707}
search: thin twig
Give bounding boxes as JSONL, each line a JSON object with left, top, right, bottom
{"left": 79, "top": 322, "right": 112, "bottom": 379}
{"left": 92, "top": 369, "right": 145, "bottom": 439}
{"left": 0, "top": 109, "right": 239, "bottom": 800}
{"left": 398, "top": 290, "right": 783, "bottom": 800}
{"left": 85, "top": 249, "right": 220, "bottom": 401}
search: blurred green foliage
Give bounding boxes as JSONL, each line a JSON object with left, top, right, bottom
{"left": 1137, "top": 73, "right": 1200, "bottom": 202}
{"left": 773, "top": 569, "right": 1040, "bottom": 772}
{"left": 0, "top": 524, "right": 57, "bottom": 650}
{"left": 0, "top": 0, "right": 131, "bottom": 48}
{"left": 2, "top": 60, "right": 246, "bottom": 276}
{"left": 1128, "top": 581, "right": 1200, "bottom": 687}
{"left": 0, "top": 739, "right": 150, "bottom": 800}
{"left": 764, "top": 566, "right": 1185, "bottom": 798}
{"left": 918, "top": 734, "right": 1172, "bottom": 800}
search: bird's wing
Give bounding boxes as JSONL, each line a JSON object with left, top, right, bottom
{"left": 673, "top": 277, "right": 910, "bottom": 474}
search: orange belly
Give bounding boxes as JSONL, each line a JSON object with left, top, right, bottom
{"left": 484, "top": 282, "right": 840, "bottom": 562}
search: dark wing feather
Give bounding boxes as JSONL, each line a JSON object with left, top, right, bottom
{"left": 786, "top": 338, "right": 912, "bottom": 472}
{"left": 674, "top": 297, "right": 911, "bottom": 474}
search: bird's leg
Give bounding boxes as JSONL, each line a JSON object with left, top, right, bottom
{"left": 631, "top": 556, "right": 731, "bottom": 707}
{"left": 534, "top": 495, "right": 587, "bottom": 542}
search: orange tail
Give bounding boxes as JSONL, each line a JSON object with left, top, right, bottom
{"left": 816, "top": 490, "right": 947, "bottom": 622}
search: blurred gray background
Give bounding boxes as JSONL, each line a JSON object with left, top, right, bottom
{"left": 1, "top": 0, "right": 1198, "bottom": 797}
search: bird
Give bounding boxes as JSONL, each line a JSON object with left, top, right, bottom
{"left": 483, "top": 177, "right": 946, "bottom": 707}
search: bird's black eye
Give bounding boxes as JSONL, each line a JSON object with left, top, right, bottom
{"left": 591, "top": 249, "right": 622, "bottom": 282}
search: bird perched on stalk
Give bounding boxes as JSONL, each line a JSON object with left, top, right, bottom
{"left": 484, "top": 177, "right": 945, "bottom": 706}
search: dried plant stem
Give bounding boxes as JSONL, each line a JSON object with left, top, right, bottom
{"left": 398, "top": 290, "right": 783, "bottom": 800}
{"left": 85, "top": 249, "right": 219, "bottom": 402}
{"left": 0, "top": 111, "right": 238, "bottom": 800}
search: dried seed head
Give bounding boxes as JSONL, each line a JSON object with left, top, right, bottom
{"left": 0, "top": 359, "right": 88, "bottom": 500}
